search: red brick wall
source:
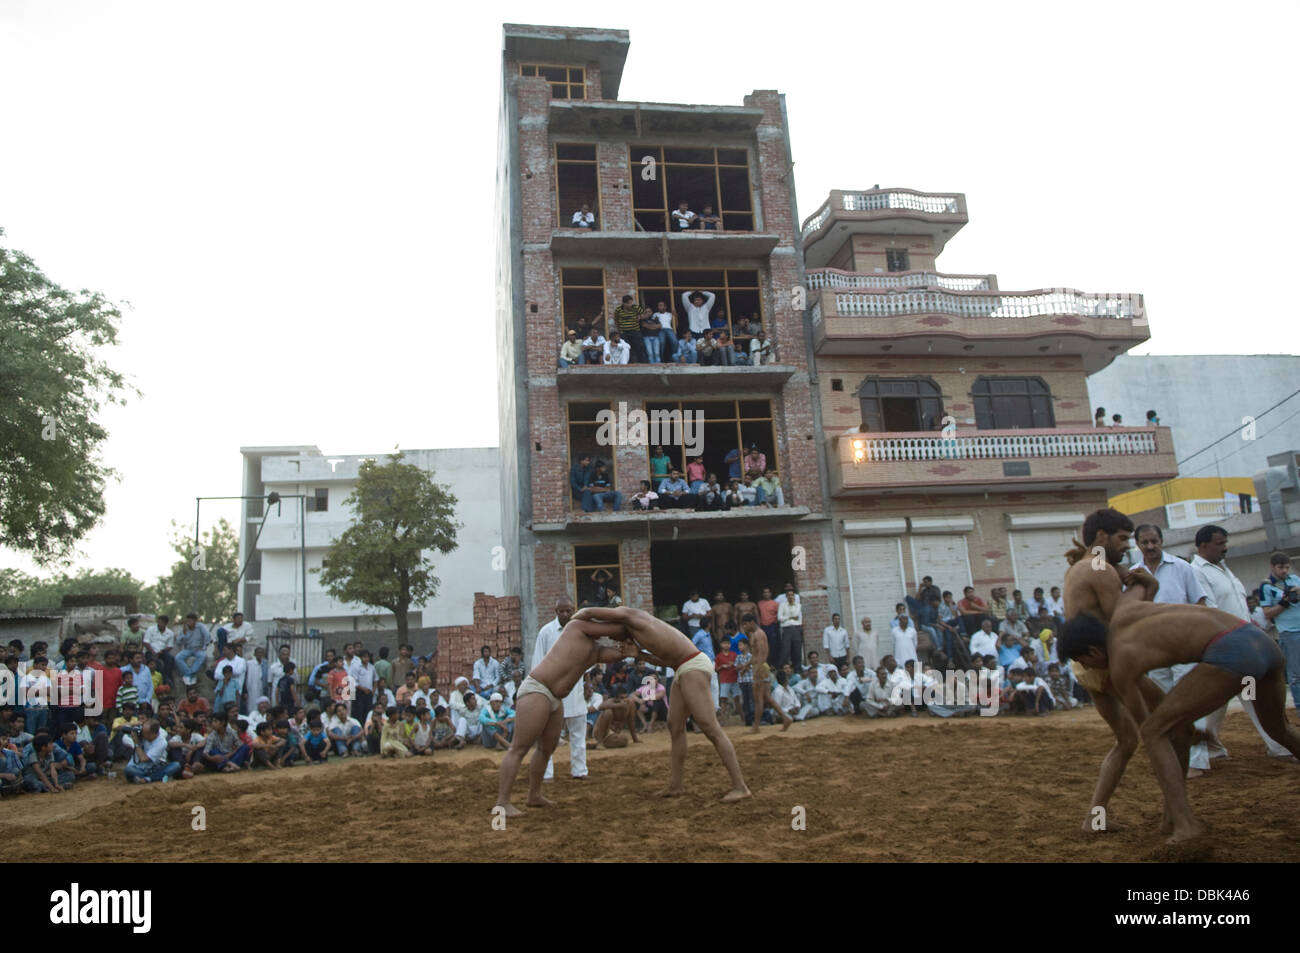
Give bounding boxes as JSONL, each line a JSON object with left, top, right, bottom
{"left": 436, "top": 593, "right": 521, "bottom": 700}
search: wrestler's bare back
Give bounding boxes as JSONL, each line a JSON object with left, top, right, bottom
{"left": 573, "top": 606, "right": 696, "bottom": 665}
{"left": 1107, "top": 601, "right": 1246, "bottom": 676}
{"left": 530, "top": 619, "right": 633, "bottom": 699}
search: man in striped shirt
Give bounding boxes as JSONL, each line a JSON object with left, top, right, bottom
{"left": 613, "top": 295, "right": 648, "bottom": 364}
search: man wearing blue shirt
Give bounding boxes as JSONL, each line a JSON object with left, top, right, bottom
{"left": 657, "top": 470, "right": 696, "bottom": 509}
{"left": 1260, "top": 551, "right": 1300, "bottom": 711}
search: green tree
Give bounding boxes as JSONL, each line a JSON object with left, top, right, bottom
{"left": 146, "top": 519, "right": 240, "bottom": 623}
{"left": 0, "top": 229, "right": 135, "bottom": 565}
{"left": 316, "top": 454, "right": 460, "bottom": 640}
{"left": 0, "top": 566, "right": 152, "bottom": 612}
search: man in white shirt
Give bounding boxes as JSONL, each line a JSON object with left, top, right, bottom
{"left": 1189, "top": 525, "right": 1292, "bottom": 764}
{"left": 681, "top": 591, "right": 711, "bottom": 632}
{"left": 213, "top": 643, "right": 246, "bottom": 710}
{"left": 671, "top": 201, "right": 697, "bottom": 231}
{"left": 580, "top": 331, "right": 606, "bottom": 365}
{"left": 532, "top": 596, "right": 588, "bottom": 780}
{"left": 571, "top": 204, "right": 595, "bottom": 229}
{"left": 890, "top": 607, "right": 919, "bottom": 668}
{"left": 823, "top": 614, "right": 850, "bottom": 668}
{"left": 845, "top": 657, "right": 875, "bottom": 714}
{"left": 853, "top": 616, "right": 877, "bottom": 670}
{"left": 815, "top": 668, "right": 852, "bottom": 715}
{"left": 267, "top": 644, "right": 298, "bottom": 697}
{"left": 472, "top": 647, "right": 503, "bottom": 697}
{"left": 680, "top": 289, "right": 716, "bottom": 335}
{"left": 790, "top": 672, "right": 820, "bottom": 719}
{"left": 777, "top": 590, "right": 804, "bottom": 669}
{"left": 771, "top": 675, "right": 805, "bottom": 720}
{"left": 223, "top": 611, "right": 256, "bottom": 651}
{"left": 603, "top": 331, "right": 631, "bottom": 365}
{"left": 749, "top": 330, "right": 774, "bottom": 365}
{"left": 969, "top": 619, "right": 998, "bottom": 661}
{"left": 1045, "top": 586, "right": 1066, "bottom": 622}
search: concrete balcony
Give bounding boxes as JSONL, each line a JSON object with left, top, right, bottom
{"left": 549, "top": 229, "right": 780, "bottom": 263}
{"left": 806, "top": 267, "right": 995, "bottom": 292}
{"left": 548, "top": 100, "right": 764, "bottom": 136}
{"left": 555, "top": 362, "right": 796, "bottom": 396}
{"left": 532, "top": 504, "right": 815, "bottom": 536}
{"left": 828, "top": 426, "right": 1178, "bottom": 497}
{"left": 811, "top": 286, "right": 1149, "bottom": 372}
{"left": 802, "top": 189, "right": 968, "bottom": 267}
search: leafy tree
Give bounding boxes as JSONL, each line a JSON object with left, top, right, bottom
{"left": 0, "top": 230, "right": 135, "bottom": 565}
{"left": 316, "top": 454, "right": 460, "bottom": 640}
{"left": 145, "top": 519, "right": 240, "bottom": 623}
{"left": 0, "top": 566, "right": 152, "bottom": 612}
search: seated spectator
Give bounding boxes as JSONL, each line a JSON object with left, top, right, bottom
{"left": 724, "top": 479, "right": 745, "bottom": 508}
{"left": 671, "top": 199, "right": 696, "bottom": 230}
{"left": 1045, "top": 663, "right": 1076, "bottom": 709}
{"left": 674, "top": 328, "right": 698, "bottom": 364}
{"left": 479, "top": 693, "right": 515, "bottom": 749}
{"left": 1013, "top": 669, "right": 1053, "bottom": 715}
{"left": 603, "top": 330, "right": 631, "bottom": 365}
{"left": 1, "top": 727, "right": 26, "bottom": 795}
{"left": 861, "top": 666, "right": 898, "bottom": 717}
{"left": 695, "top": 332, "right": 717, "bottom": 365}
{"left": 734, "top": 476, "right": 758, "bottom": 506}
{"left": 733, "top": 314, "right": 758, "bottom": 341}
{"left": 958, "top": 586, "right": 989, "bottom": 632}
{"left": 53, "top": 725, "right": 92, "bottom": 780}
{"left": 1045, "top": 586, "right": 1066, "bottom": 622}
{"left": 696, "top": 472, "right": 727, "bottom": 511}
{"left": 178, "top": 685, "right": 210, "bottom": 719}
{"left": 250, "top": 722, "right": 286, "bottom": 769}
{"left": 455, "top": 693, "right": 483, "bottom": 743}
{"left": 631, "top": 480, "right": 659, "bottom": 510}
{"left": 22, "top": 732, "right": 73, "bottom": 792}
{"left": 698, "top": 203, "right": 721, "bottom": 230}
{"left": 712, "top": 330, "right": 740, "bottom": 366}
{"left": 571, "top": 203, "right": 596, "bottom": 229}
{"left": 753, "top": 469, "right": 784, "bottom": 507}
{"left": 998, "top": 610, "right": 1029, "bottom": 646}
{"left": 771, "top": 670, "right": 808, "bottom": 721}
{"left": 1010, "top": 589, "right": 1030, "bottom": 620}
{"left": 584, "top": 462, "right": 622, "bottom": 513}
{"left": 109, "top": 704, "right": 141, "bottom": 761}
{"left": 580, "top": 329, "right": 607, "bottom": 365}
{"left": 409, "top": 708, "right": 435, "bottom": 755}
{"left": 815, "top": 667, "right": 852, "bottom": 715}
{"left": 327, "top": 702, "right": 366, "bottom": 756}
{"left": 657, "top": 469, "right": 697, "bottom": 509}
{"left": 747, "top": 329, "right": 774, "bottom": 366}
{"left": 431, "top": 705, "right": 464, "bottom": 750}
{"left": 969, "top": 618, "right": 998, "bottom": 660}
{"left": 988, "top": 587, "right": 1009, "bottom": 623}
{"left": 472, "top": 646, "right": 503, "bottom": 697}
{"left": 125, "top": 720, "right": 184, "bottom": 784}
{"left": 379, "top": 711, "right": 410, "bottom": 758}
{"left": 201, "top": 711, "right": 249, "bottom": 773}
{"left": 559, "top": 330, "right": 583, "bottom": 368}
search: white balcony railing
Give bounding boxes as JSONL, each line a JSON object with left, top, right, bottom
{"left": 806, "top": 268, "right": 991, "bottom": 292}
{"left": 1165, "top": 498, "right": 1244, "bottom": 529}
{"left": 802, "top": 189, "right": 964, "bottom": 239}
{"left": 830, "top": 288, "right": 1142, "bottom": 321}
{"left": 846, "top": 427, "right": 1160, "bottom": 463}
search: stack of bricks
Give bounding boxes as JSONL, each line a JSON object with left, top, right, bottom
{"left": 435, "top": 593, "right": 522, "bottom": 701}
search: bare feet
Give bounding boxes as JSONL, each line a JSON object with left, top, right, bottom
{"left": 1186, "top": 767, "right": 1208, "bottom": 779}
{"left": 748, "top": 725, "right": 760, "bottom": 734}
{"left": 1166, "top": 821, "right": 1205, "bottom": 845}
{"left": 496, "top": 802, "right": 524, "bottom": 818}
{"left": 526, "top": 793, "right": 555, "bottom": 808}
{"left": 780, "top": 716, "right": 792, "bottom": 731}
{"left": 659, "top": 786, "right": 685, "bottom": 798}
{"left": 721, "top": 787, "right": 752, "bottom": 802}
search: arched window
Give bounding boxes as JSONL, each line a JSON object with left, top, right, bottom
{"left": 971, "top": 377, "right": 1054, "bottom": 430}
{"left": 857, "top": 377, "right": 945, "bottom": 433}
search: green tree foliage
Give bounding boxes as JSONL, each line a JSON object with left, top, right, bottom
{"left": 0, "top": 230, "right": 135, "bottom": 565}
{"left": 0, "top": 567, "right": 151, "bottom": 612}
{"left": 145, "top": 519, "right": 240, "bottom": 623}
{"left": 316, "top": 454, "right": 460, "bottom": 639}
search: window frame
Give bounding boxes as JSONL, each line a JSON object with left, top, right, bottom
{"left": 970, "top": 376, "right": 1056, "bottom": 430}
{"left": 520, "top": 63, "right": 586, "bottom": 100}
{"left": 573, "top": 542, "right": 623, "bottom": 609}
{"left": 644, "top": 398, "right": 778, "bottom": 487}
{"left": 856, "top": 376, "right": 945, "bottom": 433}
{"left": 628, "top": 145, "right": 754, "bottom": 232}
{"left": 554, "top": 142, "right": 600, "bottom": 230}
{"left": 566, "top": 401, "right": 617, "bottom": 511}
{"left": 634, "top": 267, "right": 763, "bottom": 354}
{"left": 560, "top": 267, "right": 607, "bottom": 343}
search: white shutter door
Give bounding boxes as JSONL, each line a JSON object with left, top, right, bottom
{"left": 1009, "top": 527, "right": 1078, "bottom": 596}
{"left": 844, "top": 537, "right": 904, "bottom": 664}
{"left": 908, "top": 533, "right": 971, "bottom": 593}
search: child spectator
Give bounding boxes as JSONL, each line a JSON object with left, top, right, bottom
{"left": 214, "top": 665, "right": 240, "bottom": 711}
{"left": 22, "top": 732, "right": 72, "bottom": 793}
{"left": 54, "top": 724, "right": 91, "bottom": 780}
{"left": 715, "top": 641, "right": 740, "bottom": 719}
{"left": 250, "top": 722, "right": 284, "bottom": 769}
{"left": 411, "top": 708, "right": 435, "bottom": 755}
{"left": 632, "top": 480, "right": 659, "bottom": 510}
{"left": 735, "top": 638, "right": 754, "bottom": 726}
{"left": 0, "top": 727, "right": 23, "bottom": 796}
{"left": 1014, "top": 669, "right": 1053, "bottom": 715}
{"left": 1045, "top": 663, "right": 1075, "bottom": 710}
{"left": 303, "top": 715, "right": 330, "bottom": 764}
{"left": 379, "top": 710, "right": 410, "bottom": 758}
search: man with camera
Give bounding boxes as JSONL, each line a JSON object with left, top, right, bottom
{"left": 1259, "top": 551, "right": 1300, "bottom": 714}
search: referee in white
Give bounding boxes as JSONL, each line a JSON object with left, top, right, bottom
{"left": 532, "top": 595, "right": 589, "bottom": 781}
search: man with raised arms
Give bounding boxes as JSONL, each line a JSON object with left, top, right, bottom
{"left": 574, "top": 605, "right": 751, "bottom": 801}
{"left": 1062, "top": 597, "right": 1300, "bottom": 843}
{"left": 1062, "top": 507, "right": 1190, "bottom": 833}
{"left": 493, "top": 617, "right": 634, "bottom": 817}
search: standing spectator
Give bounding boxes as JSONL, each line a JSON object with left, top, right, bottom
{"left": 853, "top": 616, "right": 877, "bottom": 670}
{"left": 612, "top": 295, "right": 646, "bottom": 363}
{"left": 823, "top": 614, "right": 850, "bottom": 669}
{"left": 532, "top": 596, "right": 589, "bottom": 780}
{"left": 734, "top": 638, "right": 755, "bottom": 726}
{"left": 1145, "top": 409, "right": 1160, "bottom": 426}
{"left": 121, "top": 651, "right": 153, "bottom": 711}
{"left": 21, "top": 657, "right": 52, "bottom": 735}
{"left": 1259, "top": 552, "right": 1300, "bottom": 716}
{"left": 680, "top": 290, "right": 716, "bottom": 335}
{"left": 571, "top": 203, "right": 596, "bottom": 229}
{"left": 778, "top": 587, "right": 804, "bottom": 669}
{"left": 1093, "top": 407, "right": 1106, "bottom": 427}
{"left": 651, "top": 300, "right": 677, "bottom": 362}
{"left": 213, "top": 643, "right": 246, "bottom": 713}
{"left": 756, "top": 588, "right": 781, "bottom": 664}
{"left": 890, "top": 606, "right": 919, "bottom": 668}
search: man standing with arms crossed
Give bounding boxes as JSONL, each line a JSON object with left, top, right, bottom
{"left": 1190, "top": 525, "right": 1296, "bottom": 764}
{"left": 534, "top": 597, "right": 591, "bottom": 782}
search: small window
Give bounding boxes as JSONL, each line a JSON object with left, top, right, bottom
{"left": 971, "top": 377, "right": 1055, "bottom": 430}
{"left": 886, "top": 249, "right": 910, "bottom": 272}
{"left": 520, "top": 64, "right": 585, "bottom": 100}
{"left": 858, "top": 377, "right": 944, "bottom": 433}
{"left": 831, "top": 379, "right": 844, "bottom": 392}
{"left": 574, "top": 544, "right": 622, "bottom": 607}
{"left": 307, "top": 488, "right": 329, "bottom": 512}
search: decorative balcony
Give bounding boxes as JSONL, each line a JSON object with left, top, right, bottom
{"left": 811, "top": 286, "right": 1149, "bottom": 371}
{"left": 802, "top": 188, "right": 968, "bottom": 267}
{"left": 806, "top": 267, "right": 994, "bottom": 293}
{"left": 828, "top": 426, "right": 1179, "bottom": 496}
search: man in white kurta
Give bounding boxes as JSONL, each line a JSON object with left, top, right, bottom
{"left": 890, "top": 611, "right": 919, "bottom": 668}
{"left": 533, "top": 597, "right": 588, "bottom": 780}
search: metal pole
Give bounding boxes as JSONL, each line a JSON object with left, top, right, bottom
{"left": 301, "top": 495, "right": 308, "bottom": 638}
{"left": 193, "top": 498, "right": 201, "bottom": 616}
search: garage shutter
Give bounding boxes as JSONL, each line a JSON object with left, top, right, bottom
{"left": 1009, "top": 527, "right": 1078, "bottom": 596}
{"left": 844, "top": 537, "right": 904, "bottom": 664}
{"left": 909, "top": 534, "right": 971, "bottom": 595}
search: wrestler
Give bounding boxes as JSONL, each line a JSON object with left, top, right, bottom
{"left": 493, "top": 617, "right": 633, "bottom": 817}
{"left": 1062, "top": 600, "right": 1300, "bottom": 843}
{"left": 742, "top": 616, "right": 791, "bottom": 733}
{"left": 574, "top": 605, "right": 751, "bottom": 801}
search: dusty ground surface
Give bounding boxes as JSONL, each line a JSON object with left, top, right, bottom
{"left": 1, "top": 707, "right": 1295, "bottom": 862}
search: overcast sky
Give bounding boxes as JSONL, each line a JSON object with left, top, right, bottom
{"left": 2, "top": 0, "right": 1297, "bottom": 583}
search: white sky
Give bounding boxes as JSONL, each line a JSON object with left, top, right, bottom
{"left": 2, "top": 0, "right": 1297, "bottom": 582}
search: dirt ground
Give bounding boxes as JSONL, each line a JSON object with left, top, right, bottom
{"left": 1, "top": 706, "right": 1295, "bottom": 863}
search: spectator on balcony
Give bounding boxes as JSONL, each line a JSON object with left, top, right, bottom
{"left": 574, "top": 309, "right": 603, "bottom": 342}
{"left": 742, "top": 329, "right": 772, "bottom": 366}
{"left": 674, "top": 328, "right": 698, "bottom": 364}
{"left": 743, "top": 445, "right": 767, "bottom": 481}
{"left": 559, "top": 330, "right": 583, "bottom": 368}
{"left": 613, "top": 295, "right": 647, "bottom": 363}
{"left": 1094, "top": 407, "right": 1106, "bottom": 427}
{"left": 722, "top": 447, "right": 743, "bottom": 483}
{"left": 585, "top": 462, "right": 623, "bottom": 513}
{"left": 681, "top": 290, "right": 716, "bottom": 335}
{"left": 699, "top": 203, "right": 722, "bottom": 231}
{"left": 651, "top": 300, "right": 677, "bottom": 363}
{"left": 657, "top": 469, "right": 696, "bottom": 509}
{"left": 570, "top": 454, "right": 595, "bottom": 507}
{"left": 685, "top": 457, "right": 706, "bottom": 494}
{"left": 733, "top": 476, "right": 758, "bottom": 506}
{"left": 724, "top": 480, "right": 746, "bottom": 508}
{"left": 734, "top": 314, "right": 759, "bottom": 341}
{"left": 671, "top": 200, "right": 696, "bottom": 231}
{"left": 709, "top": 308, "right": 729, "bottom": 333}
{"left": 580, "top": 329, "right": 606, "bottom": 365}
{"left": 1146, "top": 409, "right": 1160, "bottom": 426}
{"left": 603, "top": 330, "right": 631, "bottom": 365}
{"left": 631, "top": 480, "right": 659, "bottom": 510}
{"left": 695, "top": 332, "right": 717, "bottom": 365}
{"left": 639, "top": 307, "right": 664, "bottom": 363}
{"left": 571, "top": 203, "right": 596, "bottom": 229}
{"left": 650, "top": 446, "right": 672, "bottom": 484}
{"left": 1111, "top": 413, "right": 1123, "bottom": 426}
{"left": 696, "top": 473, "right": 727, "bottom": 511}
{"left": 753, "top": 469, "right": 784, "bottom": 507}
{"left": 712, "top": 330, "right": 740, "bottom": 366}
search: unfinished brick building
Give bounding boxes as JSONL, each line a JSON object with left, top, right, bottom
{"left": 494, "top": 24, "right": 833, "bottom": 657}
